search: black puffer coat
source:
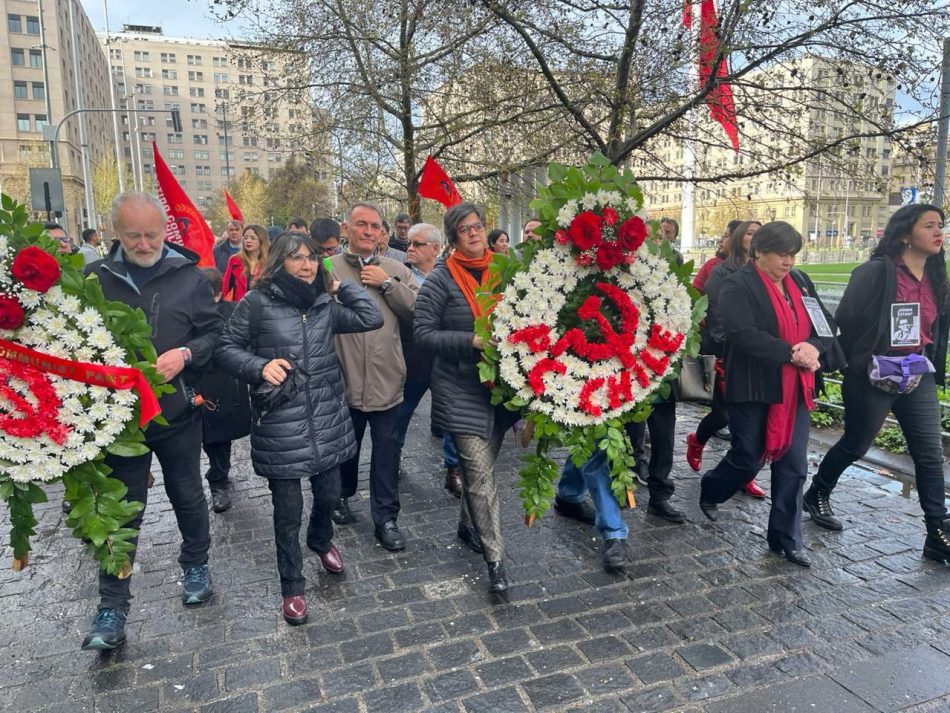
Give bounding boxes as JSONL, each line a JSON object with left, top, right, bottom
{"left": 214, "top": 280, "right": 383, "bottom": 478}
{"left": 415, "top": 262, "right": 516, "bottom": 439}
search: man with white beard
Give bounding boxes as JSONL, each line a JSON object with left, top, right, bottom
{"left": 79, "top": 191, "right": 222, "bottom": 651}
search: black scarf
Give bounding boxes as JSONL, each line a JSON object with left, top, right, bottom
{"left": 272, "top": 269, "right": 323, "bottom": 310}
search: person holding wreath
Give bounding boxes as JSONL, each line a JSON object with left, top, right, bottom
{"left": 414, "top": 202, "right": 515, "bottom": 593}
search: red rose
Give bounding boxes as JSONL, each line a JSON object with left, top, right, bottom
{"left": 568, "top": 211, "right": 603, "bottom": 251}
{"left": 595, "top": 242, "right": 623, "bottom": 270}
{"left": 603, "top": 207, "right": 619, "bottom": 226}
{"left": 0, "top": 295, "right": 25, "bottom": 330}
{"left": 11, "top": 246, "right": 61, "bottom": 293}
{"left": 617, "top": 216, "right": 647, "bottom": 252}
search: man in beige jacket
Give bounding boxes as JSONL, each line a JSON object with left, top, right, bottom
{"left": 330, "top": 202, "right": 418, "bottom": 551}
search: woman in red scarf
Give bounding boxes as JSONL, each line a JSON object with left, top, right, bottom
{"left": 414, "top": 202, "right": 513, "bottom": 593}
{"left": 222, "top": 224, "right": 269, "bottom": 301}
{"left": 698, "top": 222, "right": 836, "bottom": 567}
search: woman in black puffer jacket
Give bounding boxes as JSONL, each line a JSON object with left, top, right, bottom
{"left": 215, "top": 232, "right": 382, "bottom": 625}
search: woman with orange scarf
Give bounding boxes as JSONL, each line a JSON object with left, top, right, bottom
{"left": 222, "top": 224, "right": 269, "bottom": 301}
{"left": 414, "top": 202, "right": 513, "bottom": 593}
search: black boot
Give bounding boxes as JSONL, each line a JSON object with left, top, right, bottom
{"left": 487, "top": 561, "right": 509, "bottom": 593}
{"left": 923, "top": 519, "right": 950, "bottom": 563}
{"left": 210, "top": 483, "right": 232, "bottom": 513}
{"left": 602, "top": 538, "right": 628, "bottom": 571}
{"left": 803, "top": 486, "right": 843, "bottom": 531}
{"left": 553, "top": 496, "right": 596, "bottom": 525}
{"left": 647, "top": 499, "right": 686, "bottom": 524}
{"left": 331, "top": 497, "right": 352, "bottom": 525}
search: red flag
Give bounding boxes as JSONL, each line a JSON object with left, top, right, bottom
{"left": 152, "top": 142, "right": 215, "bottom": 267}
{"left": 224, "top": 189, "right": 244, "bottom": 223}
{"left": 418, "top": 156, "right": 462, "bottom": 207}
{"left": 697, "top": 0, "right": 739, "bottom": 152}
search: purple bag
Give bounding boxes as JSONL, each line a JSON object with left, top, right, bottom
{"left": 868, "top": 353, "right": 935, "bottom": 394}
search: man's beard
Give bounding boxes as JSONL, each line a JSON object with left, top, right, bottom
{"left": 125, "top": 249, "right": 162, "bottom": 267}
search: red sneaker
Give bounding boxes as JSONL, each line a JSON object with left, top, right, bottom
{"left": 743, "top": 480, "right": 766, "bottom": 499}
{"left": 282, "top": 595, "right": 308, "bottom": 625}
{"left": 686, "top": 433, "right": 704, "bottom": 472}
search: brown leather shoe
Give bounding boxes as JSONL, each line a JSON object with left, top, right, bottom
{"left": 282, "top": 595, "right": 308, "bottom": 625}
{"left": 318, "top": 544, "right": 344, "bottom": 574}
{"left": 445, "top": 467, "right": 463, "bottom": 498}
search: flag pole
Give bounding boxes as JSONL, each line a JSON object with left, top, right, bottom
{"left": 680, "top": 0, "right": 699, "bottom": 252}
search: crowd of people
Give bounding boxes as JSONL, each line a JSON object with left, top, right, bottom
{"left": 72, "top": 191, "right": 949, "bottom": 652}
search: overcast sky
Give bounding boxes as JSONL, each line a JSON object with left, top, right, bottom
{"left": 79, "top": 0, "right": 247, "bottom": 41}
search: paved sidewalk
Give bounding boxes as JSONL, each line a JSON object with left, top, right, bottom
{"left": 1, "top": 399, "right": 949, "bottom": 712}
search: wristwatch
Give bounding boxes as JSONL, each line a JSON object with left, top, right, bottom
{"left": 379, "top": 277, "right": 394, "bottom": 293}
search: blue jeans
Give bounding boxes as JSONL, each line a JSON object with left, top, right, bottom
{"left": 443, "top": 433, "right": 460, "bottom": 468}
{"left": 558, "top": 450, "right": 628, "bottom": 540}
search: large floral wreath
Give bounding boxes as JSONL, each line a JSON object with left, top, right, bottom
{"left": 0, "top": 194, "right": 168, "bottom": 574}
{"left": 476, "top": 155, "right": 705, "bottom": 522}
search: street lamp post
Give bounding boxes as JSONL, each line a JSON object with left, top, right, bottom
{"left": 218, "top": 102, "right": 232, "bottom": 187}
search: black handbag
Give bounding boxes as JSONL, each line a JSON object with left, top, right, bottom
{"left": 250, "top": 361, "right": 309, "bottom": 421}
{"left": 674, "top": 355, "right": 717, "bottom": 404}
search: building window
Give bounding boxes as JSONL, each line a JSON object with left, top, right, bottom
{"left": 32, "top": 82, "right": 45, "bottom": 101}
{"left": 220, "top": 166, "right": 235, "bottom": 177}
{"left": 220, "top": 151, "right": 234, "bottom": 162}
{"left": 213, "top": 73, "right": 228, "bottom": 84}
{"left": 214, "top": 88, "right": 229, "bottom": 100}
{"left": 238, "top": 74, "right": 253, "bottom": 85}
{"left": 29, "top": 49, "right": 42, "bottom": 68}
{"left": 218, "top": 135, "right": 232, "bottom": 146}
{"left": 191, "top": 118, "right": 208, "bottom": 129}
{"left": 162, "top": 69, "right": 177, "bottom": 79}
{"left": 168, "top": 149, "right": 184, "bottom": 159}
{"left": 187, "top": 54, "right": 202, "bottom": 65}
{"left": 167, "top": 133, "right": 183, "bottom": 144}
{"left": 8, "top": 14, "right": 22, "bottom": 32}
{"left": 26, "top": 16, "right": 39, "bottom": 34}
{"left": 242, "top": 136, "right": 257, "bottom": 147}
{"left": 110, "top": 48, "right": 122, "bottom": 59}
{"left": 137, "top": 99, "right": 154, "bottom": 110}
{"left": 190, "top": 103, "right": 206, "bottom": 113}
{"left": 13, "top": 81, "right": 28, "bottom": 99}
{"left": 161, "top": 52, "right": 176, "bottom": 63}
{"left": 134, "top": 50, "right": 151, "bottom": 62}
{"left": 189, "top": 87, "right": 205, "bottom": 97}
{"left": 188, "top": 71, "right": 204, "bottom": 81}
{"left": 194, "top": 150, "right": 210, "bottom": 159}
{"left": 135, "top": 67, "right": 153, "bottom": 78}
{"left": 162, "top": 85, "right": 179, "bottom": 96}
{"left": 164, "top": 102, "right": 181, "bottom": 111}
{"left": 16, "top": 114, "right": 31, "bottom": 131}
{"left": 11, "top": 48, "right": 25, "bottom": 66}
{"left": 193, "top": 134, "right": 208, "bottom": 144}
{"left": 243, "top": 151, "right": 259, "bottom": 161}
{"left": 212, "top": 56, "right": 227, "bottom": 67}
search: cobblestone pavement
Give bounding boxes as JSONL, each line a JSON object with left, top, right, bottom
{"left": 2, "top": 399, "right": 950, "bottom": 713}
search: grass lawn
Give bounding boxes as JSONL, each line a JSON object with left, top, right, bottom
{"left": 797, "top": 262, "right": 860, "bottom": 283}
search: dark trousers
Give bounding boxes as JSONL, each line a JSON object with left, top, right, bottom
{"left": 340, "top": 405, "right": 400, "bottom": 526}
{"left": 268, "top": 468, "right": 341, "bottom": 597}
{"left": 696, "top": 385, "right": 729, "bottom": 444}
{"left": 626, "top": 399, "right": 676, "bottom": 502}
{"left": 701, "top": 401, "right": 810, "bottom": 552}
{"left": 393, "top": 380, "right": 429, "bottom": 465}
{"left": 202, "top": 441, "right": 232, "bottom": 489}
{"left": 98, "top": 417, "right": 210, "bottom": 611}
{"left": 814, "top": 373, "right": 947, "bottom": 523}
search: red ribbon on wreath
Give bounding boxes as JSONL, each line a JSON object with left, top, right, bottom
{"left": 0, "top": 339, "right": 161, "bottom": 429}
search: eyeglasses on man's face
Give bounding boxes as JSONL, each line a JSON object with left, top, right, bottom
{"left": 409, "top": 240, "right": 437, "bottom": 249}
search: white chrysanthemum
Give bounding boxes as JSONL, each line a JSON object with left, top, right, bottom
{"left": 75, "top": 308, "right": 102, "bottom": 332}
{"left": 18, "top": 290, "right": 42, "bottom": 308}
{"left": 556, "top": 202, "right": 578, "bottom": 228}
{"left": 87, "top": 328, "right": 115, "bottom": 349}
{"left": 581, "top": 193, "right": 598, "bottom": 210}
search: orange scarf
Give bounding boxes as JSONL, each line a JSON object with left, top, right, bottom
{"left": 447, "top": 251, "right": 499, "bottom": 319}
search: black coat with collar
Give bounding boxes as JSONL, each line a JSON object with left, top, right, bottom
{"left": 718, "top": 264, "right": 835, "bottom": 404}
{"left": 86, "top": 242, "right": 222, "bottom": 429}
{"left": 214, "top": 279, "right": 383, "bottom": 479}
